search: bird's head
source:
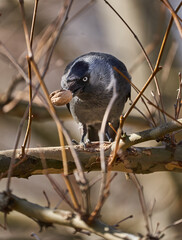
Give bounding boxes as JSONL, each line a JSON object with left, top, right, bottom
{"left": 61, "top": 60, "right": 90, "bottom": 97}
{"left": 61, "top": 52, "right": 123, "bottom": 100}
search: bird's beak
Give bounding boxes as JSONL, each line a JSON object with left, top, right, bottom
{"left": 67, "top": 79, "right": 83, "bottom": 96}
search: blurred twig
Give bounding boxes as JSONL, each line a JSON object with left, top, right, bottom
{"left": 129, "top": 36, "right": 160, "bottom": 74}
{"left": 161, "top": 41, "right": 178, "bottom": 83}
{"left": 174, "top": 72, "right": 182, "bottom": 120}
{"left": 0, "top": 42, "right": 30, "bottom": 83}
{"left": 1, "top": 0, "right": 88, "bottom": 214}
{"left": 20, "top": 0, "right": 90, "bottom": 216}
{"left": 41, "top": 155, "right": 76, "bottom": 210}
{"left": 129, "top": 174, "right": 151, "bottom": 235}
{"left": 110, "top": 2, "right": 182, "bottom": 165}
{"left": 20, "top": 0, "right": 39, "bottom": 156}
{"left": 109, "top": 66, "right": 161, "bottom": 166}
{"left": 104, "top": 0, "right": 166, "bottom": 123}
{"left": 160, "top": 0, "right": 182, "bottom": 38}
{"left": 88, "top": 78, "right": 118, "bottom": 222}
{"left": 41, "top": 0, "right": 74, "bottom": 78}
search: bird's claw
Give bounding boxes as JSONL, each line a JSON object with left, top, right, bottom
{"left": 80, "top": 139, "right": 91, "bottom": 148}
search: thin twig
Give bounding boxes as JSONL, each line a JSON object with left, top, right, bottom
{"left": 129, "top": 174, "right": 151, "bottom": 235}
{"left": 0, "top": 42, "right": 29, "bottom": 83}
{"left": 18, "top": 0, "right": 86, "bottom": 212}
{"left": 112, "top": 117, "right": 182, "bottom": 150}
{"left": 129, "top": 36, "right": 160, "bottom": 74}
{"left": 148, "top": 198, "right": 156, "bottom": 234}
{"left": 109, "top": 66, "right": 161, "bottom": 166}
{"left": 112, "top": 215, "right": 133, "bottom": 228}
{"left": 66, "top": 0, "right": 96, "bottom": 25}
{"left": 21, "top": 0, "right": 39, "bottom": 155}
{"left": 109, "top": 115, "right": 124, "bottom": 166}
{"left": 43, "top": 191, "right": 50, "bottom": 208}
{"left": 89, "top": 79, "right": 118, "bottom": 222}
{"left": 62, "top": 174, "right": 80, "bottom": 211}
{"left": 30, "top": 0, "right": 39, "bottom": 45}
{"left": 19, "top": 0, "right": 32, "bottom": 57}
{"left": 161, "top": 41, "right": 178, "bottom": 83}
{"left": 21, "top": 58, "right": 32, "bottom": 156}
{"left": 151, "top": 91, "right": 162, "bottom": 124}
{"left": 6, "top": 104, "right": 30, "bottom": 192}
{"left": 104, "top": 0, "right": 166, "bottom": 123}
{"left": 133, "top": 104, "right": 154, "bottom": 127}
{"left": 40, "top": 154, "right": 74, "bottom": 209}
{"left": 114, "top": 2, "right": 182, "bottom": 124}
{"left": 140, "top": 97, "right": 156, "bottom": 127}
{"left": 160, "top": 0, "right": 182, "bottom": 37}
{"left": 159, "top": 218, "right": 182, "bottom": 233}
{"left": 88, "top": 172, "right": 118, "bottom": 222}
{"left": 175, "top": 72, "right": 182, "bottom": 119}
{"left": 42, "top": 0, "right": 74, "bottom": 78}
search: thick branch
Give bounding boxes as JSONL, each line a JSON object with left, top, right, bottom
{"left": 113, "top": 118, "right": 182, "bottom": 150}
{"left": 0, "top": 192, "right": 139, "bottom": 240}
{"left": 0, "top": 143, "right": 182, "bottom": 178}
{"left": 0, "top": 118, "right": 182, "bottom": 177}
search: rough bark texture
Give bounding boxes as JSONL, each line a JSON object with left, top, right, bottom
{"left": 0, "top": 143, "right": 182, "bottom": 178}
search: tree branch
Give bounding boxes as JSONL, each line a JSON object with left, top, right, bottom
{"left": 0, "top": 94, "right": 71, "bottom": 121}
{"left": 113, "top": 118, "right": 182, "bottom": 150}
{"left": 0, "top": 192, "right": 139, "bottom": 240}
{"left": 0, "top": 143, "right": 182, "bottom": 178}
{"left": 0, "top": 118, "right": 182, "bottom": 178}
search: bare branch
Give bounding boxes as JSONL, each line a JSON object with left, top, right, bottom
{"left": 0, "top": 192, "right": 140, "bottom": 240}
{"left": 0, "top": 143, "right": 182, "bottom": 178}
{"left": 114, "top": 117, "right": 182, "bottom": 150}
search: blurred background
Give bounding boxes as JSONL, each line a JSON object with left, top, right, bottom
{"left": 0, "top": 0, "right": 182, "bottom": 239}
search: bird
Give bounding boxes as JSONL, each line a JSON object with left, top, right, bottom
{"left": 61, "top": 52, "right": 131, "bottom": 145}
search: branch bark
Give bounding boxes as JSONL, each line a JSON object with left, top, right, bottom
{"left": 0, "top": 143, "right": 182, "bottom": 178}
{"left": 0, "top": 118, "right": 182, "bottom": 178}
{"left": 0, "top": 192, "right": 140, "bottom": 240}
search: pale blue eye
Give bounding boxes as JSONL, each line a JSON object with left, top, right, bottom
{"left": 82, "top": 76, "right": 88, "bottom": 82}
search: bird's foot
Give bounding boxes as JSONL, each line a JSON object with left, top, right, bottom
{"left": 108, "top": 138, "right": 113, "bottom": 143}
{"left": 80, "top": 139, "right": 91, "bottom": 148}
{"left": 105, "top": 131, "right": 113, "bottom": 142}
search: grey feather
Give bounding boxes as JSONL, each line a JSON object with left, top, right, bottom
{"left": 61, "top": 52, "right": 131, "bottom": 143}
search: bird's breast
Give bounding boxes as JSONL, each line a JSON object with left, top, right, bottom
{"left": 69, "top": 94, "right": 125, "bottom": 125}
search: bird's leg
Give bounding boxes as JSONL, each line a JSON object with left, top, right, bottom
{"left": 105, "top": 123, "right": 113, "bottom": 142}
{"left": 79, "top": 122, "right": 88, "bottom": 146}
